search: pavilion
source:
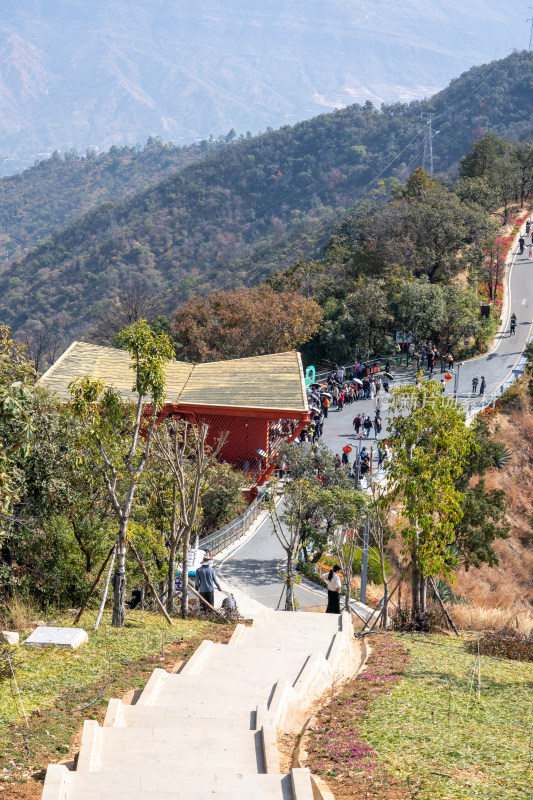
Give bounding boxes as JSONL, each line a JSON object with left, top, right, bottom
{"left": 38, "top": 342, "right": 309, "bottom": 487}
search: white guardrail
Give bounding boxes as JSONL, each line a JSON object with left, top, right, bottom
{"left": 201, "top": 494, "right": 265, "bottom": 555}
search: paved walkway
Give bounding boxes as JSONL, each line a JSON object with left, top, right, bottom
{"left": 220, "top": 501, "right": 325, "bottom": 610}
{"left": 43, "top": 601, "right": 361, "bottom": 800}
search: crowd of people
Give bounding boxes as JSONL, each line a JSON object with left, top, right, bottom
{"left": 297, "top": 363, "right": 392, "bottom": 484}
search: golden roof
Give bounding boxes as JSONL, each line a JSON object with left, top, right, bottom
{"left": 38, "top": 342, "right": 308, "bottom": 413}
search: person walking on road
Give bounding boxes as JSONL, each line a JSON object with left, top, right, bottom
{"left": 364, "top": 415, "right": 373, "bottom": 437}
{"left": 529, "top": 244, "right": 533, "bottom": 261}
{"left": 325, "top": 565, "right": 342, "bottom": 613}
{"left": 373, "top": 413, "right": 382, "bottom": 436}
{"left": 519, "top": 235, "right": 525, "bottom": 254}
{"left": 353, "top": 414, "right": 361, "bottom": 434}
{"left": 472, "top": 375, "right": 479, "bottom": 394}
{"left": 479, "top": 376, "right": 486, "bottom": 396}
{"left": 195, "top": 555, "right": 222, "bottom": 613}
{"left": 321, "top": 395, "right": 330, "bottom": 418}
{"left": 446, "top": 350, "right": 454, "bottom": 370}
{"left": 510, "top": 313, "right": 517, "bottom": 336}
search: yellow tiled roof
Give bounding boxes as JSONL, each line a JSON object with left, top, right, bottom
{"left": 38, "top": 342, "right": 308, "bottom": 413}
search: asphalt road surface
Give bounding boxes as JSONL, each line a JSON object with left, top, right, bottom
{"left": 220, "top": 503, "right": 326, "bottom": 610}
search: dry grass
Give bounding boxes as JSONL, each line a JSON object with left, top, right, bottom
{"left": 449, "top": 602, "right": 533, "bottom": 635}
{"left": 0, "top": 593, "right": 42, "bottom": 632}
{"left": 454, "top": 391, "right": 533, "bottom": 612}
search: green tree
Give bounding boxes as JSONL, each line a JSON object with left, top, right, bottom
{"left": 459, "top": 133, "right": 505, "bottom": 179}
{"left": 0, "top": 326, "right": 35, "bottom": 526}
{"left": 386, "top": 381, "right": 474, "bottom": 619}
{"left": 389, "top": 278, "right": 445, "bottom": 344}
{"left": 453, "top": 417, "right": 510, "bottom": 569}
{"left": 438, "top": 284, "right": 480, "bottom": 350}
{"left": 69, "top": 321, "right": 173, "bottom": 627}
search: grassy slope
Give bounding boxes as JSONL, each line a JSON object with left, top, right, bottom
{"left": 0, "top": 609, "right": 235, "bottom": 780}
{"left": 454, "top": 392, "right": 533, "bottom": 616}
{"left": 358, "top": 634, "right": 532, "bottom": 800}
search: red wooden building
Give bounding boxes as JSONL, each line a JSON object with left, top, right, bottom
{"left": 40, "top": 342, "right": 309, "bottom": 486}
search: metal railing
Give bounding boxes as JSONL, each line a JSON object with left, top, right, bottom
{"left": 313, "top": 355, "right": 406, "bottom": 383}
{"left": 201, "top": 494, "right": 265, "bottom": 555}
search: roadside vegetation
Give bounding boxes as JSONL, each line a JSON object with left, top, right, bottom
{"left": 304, "top": 633, "right": 533, "bottom": 800}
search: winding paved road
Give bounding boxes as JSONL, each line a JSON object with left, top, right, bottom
{"left": 223, "top": 221, "right": 533, "bottom": 607}
{"left": 220, "top": 503, "right": 325, "bottom": 609}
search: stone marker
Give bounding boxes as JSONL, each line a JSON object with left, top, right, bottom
{"left": 23, "top": 627, "right": 88, "bottom": 650}
{"left": 0, "top": 631, "right": 20, "bottom": 645}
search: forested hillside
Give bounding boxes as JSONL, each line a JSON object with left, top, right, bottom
{"left": 0, "top": 138, "right": 215, "bottom": 259}
{"left": 1, "top": 50, "right": 532, "bottom": 340}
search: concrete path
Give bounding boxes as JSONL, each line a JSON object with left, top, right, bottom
{"left": 42, "top": 601, "right": 363, "bottom": 800}
{"left": 220, "top": 502, "right": 325, "bottom": 610}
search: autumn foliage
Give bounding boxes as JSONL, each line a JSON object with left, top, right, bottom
{"left": 172, "top": 285, "right": 323, "bottom": 361}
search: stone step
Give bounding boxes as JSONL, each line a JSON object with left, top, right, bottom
{"left": 61, "top": 769, "right": 294, "bottom": 799}
{"left": 205, "top": 644, "right": 312, "bottom": 673}
{"left": 240, "top": 629, "right": 335, "bottom": 650}
{"left": 107, "top": 702, "right": 254, "bottom": 729}
{"left": 89, "top": 727, "right": 264, "bottom": 772}
{"left": 259, "top": 611, "right": 339, "bottom": 630}
{"left": 139, "top": 670, "right": 267, "bottom": 707}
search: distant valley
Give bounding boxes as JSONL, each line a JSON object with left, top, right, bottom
{"left": 1, "top": 50, "right": 532, "bottom": 342}
{"left": 0, "top": 0, "right": 527, "bottom": 173}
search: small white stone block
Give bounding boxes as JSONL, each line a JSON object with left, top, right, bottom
{"left": 0, "top": 630, "right": 19, "bottom": 645}
{"left": 23, "top": 626, "right": 88, "bottom": 650}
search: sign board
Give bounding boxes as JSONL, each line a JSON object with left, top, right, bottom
{"left": 23, "top": 626, "right": 88, "bottom": 650}
{"left": 512, "top": 369, "right": 525, "bottom": 375}
{"left": 304, "top": 366, "right": 316, "bottom": 387}
{"left": 395, "top": 331, "right": 412, "bottom": 344}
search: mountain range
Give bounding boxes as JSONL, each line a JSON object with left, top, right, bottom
{"left": 0, "top": 0, "right": 528, "bottom": 174}
{"left": 1, "top": 50, "right": 532, "bottom": 342}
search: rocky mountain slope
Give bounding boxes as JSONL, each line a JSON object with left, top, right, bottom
{"left": 0, "top": 0, "right": 527, "bottom": 173}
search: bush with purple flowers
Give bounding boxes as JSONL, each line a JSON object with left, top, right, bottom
{"left": 306, "top": 635, "right": 409, "bottom": 779}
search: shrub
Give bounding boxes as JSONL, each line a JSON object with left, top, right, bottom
{"left": 199, "top": 463, "right": 247, "bottom": 535}
{"left": 467, "top": 630, "right": 533, "bottom": 662}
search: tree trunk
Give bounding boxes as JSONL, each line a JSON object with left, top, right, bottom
{"left": 94, "top": 547, "right": 116, "bottom": 630}
{"left": 380, "top": 557, "right": 389, "bottom": 629}
{"left": 181, "top": 528, "right": 191, "bottom": 619}
{"left": 74, "top": 544, "right": 115, "bottom": 625}
{"left": 167, "top": 539, "right": 178, "bottom": 613}
{"left": 411, "top": 546, "right": 420, "bottom": 620}
{"left": 112, "top": 523, "right": 127, "bottom": 627}
{"left": 419, "top": 575, "right": 427, "bottom": 614}
{"left": 166, "top": 470, "right": 179, "bottom": 612}
{"left": 285, "top": 550, "right": 295, "bottom": 611}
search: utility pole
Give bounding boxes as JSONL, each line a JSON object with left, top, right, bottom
{"left": 529, "top": 9, "right": 533, "bottom": 51}
{"left": 422, "top": 113, "right": 434, "bottom": 175}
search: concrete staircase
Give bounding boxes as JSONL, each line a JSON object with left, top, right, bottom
{"left": 41, "top": 596, "right": 364, "bottom": 800}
